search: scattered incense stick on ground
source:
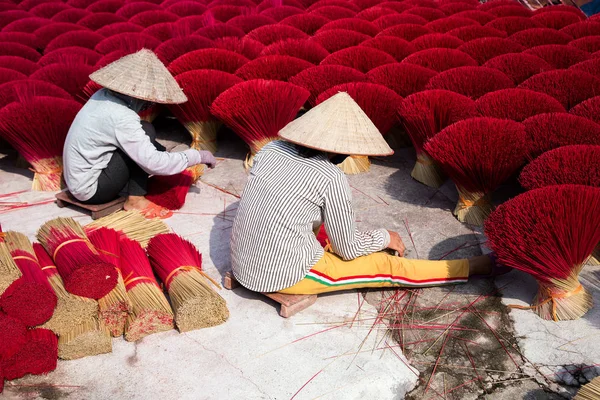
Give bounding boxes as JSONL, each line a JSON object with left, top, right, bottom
{"left": 0, "top": 240, "right": 21, "bottom": 294}
{"left": 0, "top": 311, "right": 27, "bottom": 359}
{"left": 37, "top": 217, "right": 118, "bottom": 299}
{"left": 86, "top": 210, "right": 170, "bottom": 248}
{"left": 575, "top": 376, "right": 600, "bottom": 400}
{"left": 58, "top": 318, "right": 112, "bottom": 360}
{"left": 33, "top": 244, "right": 98, "bottom": 336}
{"left": 88, "top": 227, "right": 131, "bottom": 337}
{"left": 1, "top": 328, "right": 58, "bottom": 380}
{"left": 147, "top": 233, "right": 228, "bottom": 333}
{"left": 120, "top": 237, "right": 174, "bottom": 342}
{"left": 2, "top": 232, "right": 57, "bottom": 327}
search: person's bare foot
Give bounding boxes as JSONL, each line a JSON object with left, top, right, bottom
{"left": 123, "top": 196, "right": 172, "bottom": 219}
{"left": 468, "top": 255, "right": 493, "bottom": 276}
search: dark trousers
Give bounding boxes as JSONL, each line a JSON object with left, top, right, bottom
{"left": 84, "top": 121, "right": 165, "bottom": 205}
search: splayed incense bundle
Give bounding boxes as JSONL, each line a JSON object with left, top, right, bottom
{"left": 575, "top": 377, "right": 600, "bottom": 400}
{"left": 0, "top": 240, "right": 21, "bottom": 295}
{"left": 120, "top": 237, "right": 174, "bottom": 341}
{"left": 1, "top": 328, "right": 58, "bottom": 380}
{"left": 425, "top": 117, "right": 528, "bottom": 226}
{"left": 86, "top": 210, "right": 170, "bottom": 248}
{"left": 485, "top": 185, "right": 600, "bottom": 321}
{"left": 58, "top": 318, "right": 112, "bottom": 360}
{"left": 33, "top": 244, "right": 98, "bottom": 336}
{"left": 210, "top": 79, "right": 310, "bottom": 170}
{"left": 1, "top": 232, "right": 57, "bottom": 327}
{"left": 87, "top": 227, "right": 131, "bottom": 337}
{"left": 37, "top": 217, "right": 118, "bottom": 299}
{"left": 147, "top": 233, "right": 228, "bottom": 332}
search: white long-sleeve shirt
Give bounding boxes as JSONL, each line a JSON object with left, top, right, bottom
{"left": 231, "top": 140, "right": 390, "bottom": 292}
{"left": 63, "top": 89, "right": 195, "bottom": 201}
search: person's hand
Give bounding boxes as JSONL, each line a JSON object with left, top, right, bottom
{"left": 198, "top": 150, "right": 217, "bottom": 169}
{"left": 386, "top": 230, "right": 406, "bottom": 257}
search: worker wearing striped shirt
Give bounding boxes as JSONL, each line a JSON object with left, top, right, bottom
{"left": 231, "top": 93, "right": 494, "bottom": 294}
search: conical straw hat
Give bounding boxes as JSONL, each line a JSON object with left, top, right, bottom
{"left": 278, "top": 92, "right": 393, "bottom": 156}
{"left": 89, "top": 49, "right": 187, "bottom": 104}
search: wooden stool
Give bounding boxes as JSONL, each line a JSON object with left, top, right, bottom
{"left": 55, "top": 191, "right": 126, "bottom": 220}
{"left": 224, "top": 271, "right": 317, "bottom": 318}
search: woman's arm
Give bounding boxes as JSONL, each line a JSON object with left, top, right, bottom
{"left": 322, "top": 172, "right": 390, "bottom": 260}
{"left": 114, "top": 116, "right": 203, "bottom": 175}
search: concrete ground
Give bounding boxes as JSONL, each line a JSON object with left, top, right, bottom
{"left": 0, "top": 120, "right": 598, "bottom": 399}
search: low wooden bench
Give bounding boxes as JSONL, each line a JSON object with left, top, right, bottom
{"left": 55, "top": 191, "right": 126, "bottom": 220}
{"left": 224, "top": 271, "right": 317, "bottom": 318}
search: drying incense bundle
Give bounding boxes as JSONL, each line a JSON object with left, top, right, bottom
{"left": 485, "top": 185, "right": 600, "bottom": 321}
{"left": 57, "top": 318, "right": 112, "bottom": 360}
{"left": 120, "top": 237, "right": 174, "bottom": 341}
{"left": 280, "top": 14, "right": 330, "bottom": 35}
{"left": 94, "top": 33, "right": 161, "bottom": 55}
{"left": 397, "top": 90, "right": 477, "bottom": 188}
{"left": 475, "top": 88, "right": 566, "bottom": 122}
{"left": 30, "top": 63, "right": 95, "bottom": 102}
{"left": 0, "top": 56, "right": 39, "bottom": 75}
{"left": 425, "top": 66, "right": 514, "bottom": 99}
{"left": 524, "top": 44, "right": 590, "bottom": 69}
{"left": 531, "top": 11, "right": 582, "bottom": 30}
{"left": 37, "top": 217, "right": 118, "bottom": 299}
{"left": 482, "top": 53, "right": 554, "bottom": 85}
{"left": 1, "top": 328, "right": 58, "bottom": 380}
{"left": 196, "top": 23, "right": 246, "bottom": 40}
{"left": 260, "top": 39, "right": 330, "bottom": 64}
{"left": 235, "top": 55, "right": 314, "bottom": 82}
{"left": 569, "top": 36, "right": 600, "bottom": 54}
{"left": 320, "top": 46, "right": 396, "bottom": 73}
{"left": 210, "top": 79, "right": 310, "bottom": 170}
{"left": 0, "top": 311, "right": 27, "bottom": 359}
{"left": 116, "top": 2, "right": 160, "bottom": 19}
{"left": 570, "top": 95, "right": 600, "bottom": 125}
{"left": 561, "top": 21, "right": 600, "bottom": 39}
{"left": 359, "top": 36, "right": 416, "bottom": 62}
{"left": 523, "top": 113, "right": 600, "bottom": 159}
{"left": 0, "top": 43, "right": 40, "bottom": 62}
{"left": 424, "top": 117, "right": 528, "bottom": 225}
{"left": 0, "top": 97, "right": 81, "bottom": 191}
{"left": 412, "top": 33, "right": 465, "bottom": 50}
{"left": 213, "top": 37, "right": 266, "bottom": 60}
{"left": 0, "top": 241, "right": 21, "bottom": 295}
{"left": 246, "top": 25, "right": 309, "bottom": 46}
{"left": 86, "top": 210, "right": 171, "bottom": 248}
{"left": 289, "top": 65, "right": 367, "bottom": 107}
{"left": 33, "top": 243, "right": 98, "bottom": 336}
{"left": 38, "top": 47, "right": 102, "bottom": 67}
{"left": 508, "top": 28, "right": 572, "bottom": 49}
{"left": 78, "top": 13, "right": 125, "bottom": 30}
{"left": 486, "top": 16, "right": 542, "bottom": 36}
{"left": 402, "top": 48, "right": 478, "bottom": 72}
{"left": 405, "top": 7, "right": 446, "bottom": 22}
{"left": 169, "top": 69, "right": 242, "bottom": 155}
{"left": 425, "top": 16, "right": 479, "bottom": 34}
{"left": 154, "top": 36, "right": 215, "bottom": 65}
{"left": 168, "top": 48, "right": 249, "bottom": 76}
{"left": 317, "top": 18, "right": 379, "bottom": 36}
{"left": 52, "top": 9, "right": 91, "bottom": 24}
{"left": 447, "top": 25, "right": 507, "bottom": 42}
{"left": 488, "top": 4, "right": 532, "bottom": 18}
{"left": 457, "top": 37, "right": 525, "bottom": 65}
{"left": 310, "top": 29, "right": 370, "bottom": 53}
{"left": 228, "top": 15, "right": 276, "bottom": 33}
{"left": 261, "top": 6, "right": 304, "bottom": 22}
{"left": 373, "top": 14, "right": 428, "bottom": 30}
{"left": 311, "top": 5, "right": 357, "bottom": 20}
{"left": 130, "top": 10, "right": 178, "bottom": 28}
{"left": 570, "top": 59, "right": 600, "bottom": 78}
{"left": 367, "top": 63, "right": 437, "bottom": 98}
{"left": 147, "top": 233, "right": 228, "bottom": 332}
{"left": 1, "top": 232, "right": 57, "bottom": 327}
{"left": 378, "top": 24, "right": 433, "bottom": 42}
{"left": 575, "top": 377, "right": 600, "bottom": 400}
{"left": 44, "top": 31, "right": 105, "bottom": 53}
{"left": 146, "top": 170, "right": 195, "bottom": 210}
{"left": 519, "top": 69, "right": 600, "bottom": 110}
{"left": 88, "top": 228, "right": 131, "bottom": 337}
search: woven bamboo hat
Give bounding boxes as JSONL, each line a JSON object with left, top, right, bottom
{"left": 278, "top": 92, "right": 393, "bottom": 156}
{"left": 89, "top": 49, "right": 187, "bottom": 104}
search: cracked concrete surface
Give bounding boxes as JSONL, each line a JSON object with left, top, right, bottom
{"left": 0, "top": 121, "right": 598, "bottom": 399}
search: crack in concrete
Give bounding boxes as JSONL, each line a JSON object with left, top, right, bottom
{"left": 183, "top": 334, "right": 273, "bottom": 400}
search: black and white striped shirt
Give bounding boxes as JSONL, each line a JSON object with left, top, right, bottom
{"left": 231, "top": 140, "right": 390, "bottom": 292}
